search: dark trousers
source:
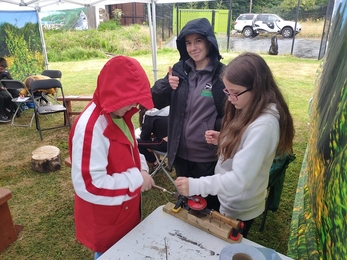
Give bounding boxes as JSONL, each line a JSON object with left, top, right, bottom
{"left": 241, "top": 218, "right": 254, "bottom": 238}
{"left": 173, "top": 156, "right": 220, "bottom": 212}
{"left": 137, "top": 138, "right": 167, "bottom": 163}
{"left": 0, "top": 89, "right": 12, "bottom": 112}
{"left": 0, "top": 89, "right": 19, "bottom": 117}
{"left": 0, "top": 95, "right": 7, "bottom": 116}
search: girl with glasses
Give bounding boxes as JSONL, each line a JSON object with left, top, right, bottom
{"left": 175, "top": 52, "right": 295, "bottom": 238}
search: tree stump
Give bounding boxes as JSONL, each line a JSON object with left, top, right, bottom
{"left": 31, "top": 145, "right": 61, "bottom": 173}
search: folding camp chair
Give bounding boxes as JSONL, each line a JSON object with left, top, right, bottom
{"left": 259, "top": 153, "right": 296, "bottom": 232}
{"left": 150, "top": 150, "right": 175, "bottom": 186}
{"left": 30, "top": 79, "right": 71, "bottom": 140}
{"left": 40, "top": 69, "right": 62, "bottom": 105}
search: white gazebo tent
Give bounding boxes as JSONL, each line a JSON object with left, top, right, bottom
{"left": 0, "top": 0, "right": 213, "bottom": 81}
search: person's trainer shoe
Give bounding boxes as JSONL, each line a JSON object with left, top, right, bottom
{"left": 0, "top": 114, "right": 10, "bottom": 123}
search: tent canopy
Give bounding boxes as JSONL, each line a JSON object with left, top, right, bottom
{"left": 0, "top": 1, "right": 151, "bottom": 11}
{"left": 0, "top": 0, "right": 207, "bottom": 11}
{"left": 1, "top": 0, "right": 214, "bottom": 80}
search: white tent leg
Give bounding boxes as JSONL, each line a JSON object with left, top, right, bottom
{"left": 147, "top": 2, "right": 158, "bottom": 82}
{"left": 36, "top": 9, "right": 49, "bottom": 69}
{"left": 151, "top": 2, "right": 158, "bottom": 81}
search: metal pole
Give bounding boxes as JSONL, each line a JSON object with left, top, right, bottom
{"left": 291, "top": 0, "right": 300, "bottom": 55}
{"left": 176, "top": 4, "right": 179, "bottom": 36}
{"left": 226, "top": 0, "right": 233, "bottom": 51}
{"left": 147, "top": 3, "right": 157, "bottom": 81}
{"left": 152, "top": 2, "right": 158, "bottom": 81}
{"left": 36, "top": 9, "right": 49, "bottom": 69}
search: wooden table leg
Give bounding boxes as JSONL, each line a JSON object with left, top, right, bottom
{"left": 64, "top": 100, "right": 72, "bottom": 121}
{"left": 65, "top": 101, "right": 72, "bottom": 115}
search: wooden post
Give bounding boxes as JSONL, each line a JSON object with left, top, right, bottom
{"left": 0, "top": 189, "right": 18, "bottom": 252}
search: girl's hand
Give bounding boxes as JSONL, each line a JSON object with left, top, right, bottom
{"left": 175, "top": 177, "right": 189, "bottom": 196}
{"left": 205, "top": 130, "right": 220, "bottom": 145}
{"left": 168, "top": 66, "right": 179, "bottom": 90}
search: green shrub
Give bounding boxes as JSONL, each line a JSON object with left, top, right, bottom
{"left": 5, "top": 26, "right": 44, "bottom": 79}
{"left": 97, "top": 20, "right": 121, "bottom": 31}
{"left": 48, "top": 47, "right": 106, "bottom": 61}
{"left": 45, "top": 25, "right": 152, "bottom": 61}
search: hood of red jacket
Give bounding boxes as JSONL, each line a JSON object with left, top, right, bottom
{"left": 93, "top": 56, "right": 153, "bottom": 114}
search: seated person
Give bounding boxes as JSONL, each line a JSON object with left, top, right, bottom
{"left": 137, "top": 105, "right": 169, "bottom": 172}
{"left": 0, "top": 57, "right": 20, "bottom": 118}
{"left": 0, "top": 96, "right": 10, "bottom": 123}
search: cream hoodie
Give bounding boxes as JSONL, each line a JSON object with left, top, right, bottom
{"left": 188, "top": 104, "right": 280, "bottom": 221}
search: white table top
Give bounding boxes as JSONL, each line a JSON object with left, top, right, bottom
{"left": 99, "top": 205, "right": 293, "bottom": 260}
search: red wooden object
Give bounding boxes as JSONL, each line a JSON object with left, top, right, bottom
{"left": 0, "top": 188, "right": 19, "bottom": 252}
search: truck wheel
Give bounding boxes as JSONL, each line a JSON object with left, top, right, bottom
{"left": 282, "top": 27, "right": 293, "bottom": 38}
{"left": 243, "top": 27, "right": 253, "bottom": 38}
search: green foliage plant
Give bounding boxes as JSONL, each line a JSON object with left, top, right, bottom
{"left": 112, "top": 8, "right": 123, "bottom": 25}
{"left": 5, "top": 26, "right": 44, "bottom": 80}
{"left": 45, "top": 25, "right": 152, "bottom": 62}
{"left": 97, "top": 20, "right": 120, "bottom": 31}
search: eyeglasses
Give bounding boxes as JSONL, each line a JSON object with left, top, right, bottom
{"left": 223, "top": 88, "right": 252, "bottom": 101}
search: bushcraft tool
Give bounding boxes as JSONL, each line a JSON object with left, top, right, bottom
{"left": 153, "top": 185, "right": 244, "bottom": 241}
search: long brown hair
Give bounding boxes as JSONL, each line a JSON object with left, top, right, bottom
{"left": 138, "top": 104, "right": 147, "bottom": 128}
{"left": 218, "top": 52, "right": 294, "bottom": 159}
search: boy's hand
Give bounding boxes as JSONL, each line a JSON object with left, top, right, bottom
{"left": 141, "top": 170, "right": 155, "bottom": 191}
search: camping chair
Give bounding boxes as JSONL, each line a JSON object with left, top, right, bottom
{"left": 29, "top": 79, "right": 71, "bottom": 140}
{"left": 259, "top": 153, "right": 296, "bottom": 232}
{"left": 150, "top": 150, "right": 175, "bottom": 186}
{"left": 40, "top": 69, "right": 62, "bottom": 104}
{"left": 0, "top": 79, "right": 35, "bottom": 127}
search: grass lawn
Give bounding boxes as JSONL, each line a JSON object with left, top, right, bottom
{"left": 0, "top": 50, "right": 320, "bottom": 259}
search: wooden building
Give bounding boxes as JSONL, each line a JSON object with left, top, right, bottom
{"left": 109, "top": 3, "right": 146, "bottom": 25}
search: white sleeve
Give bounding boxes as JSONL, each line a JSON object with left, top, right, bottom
{"left": 189, "top": 119, "right": 279, "bottom": 197}
{"left": 140, "top": 153, "right": 149, "bottom": 172}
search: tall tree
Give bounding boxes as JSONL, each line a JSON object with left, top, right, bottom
{"left": 281, "top": 0, "right": 328, "bottom": 10}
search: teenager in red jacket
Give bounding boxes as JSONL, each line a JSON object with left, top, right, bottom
{"left": 69, "top": 56, "right": 155, "bottom": 259}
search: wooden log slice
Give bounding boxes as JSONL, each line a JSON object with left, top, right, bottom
{"left": 31, "top": 145, "right": 61, "bottom": 173}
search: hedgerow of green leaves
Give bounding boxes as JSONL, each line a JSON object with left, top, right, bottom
{"left": 45, "top": 24, "right": 152, "bottom": 61}
{"left": 5, "top": 26, "right": 44, "bottom": 80}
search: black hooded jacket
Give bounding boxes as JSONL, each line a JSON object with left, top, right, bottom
{"left": 151, "top": 18, "right": 226, "bottom": 169}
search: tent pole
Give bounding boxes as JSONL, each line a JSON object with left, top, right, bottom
{"left": 226, "top": 0, "right": 233, "bottom": 51}
{"left": 291, "top": 0, "right": 300, "bottom": 55}
{"left": 147, "top": 3, "right": 155, "bottom": 81}
{"left": 151, "top": 1, "right": 158, "bottom": 81}
{"left": 36, "top": 9, "right": 49, "bottom": 69}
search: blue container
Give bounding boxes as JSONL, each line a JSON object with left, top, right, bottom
{"left": 27, "top": 102, "right": 34, "bottom": 108}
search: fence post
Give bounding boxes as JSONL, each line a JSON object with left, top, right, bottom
{"left": 211, "top": 10, "right": 215, "bottom": 31}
